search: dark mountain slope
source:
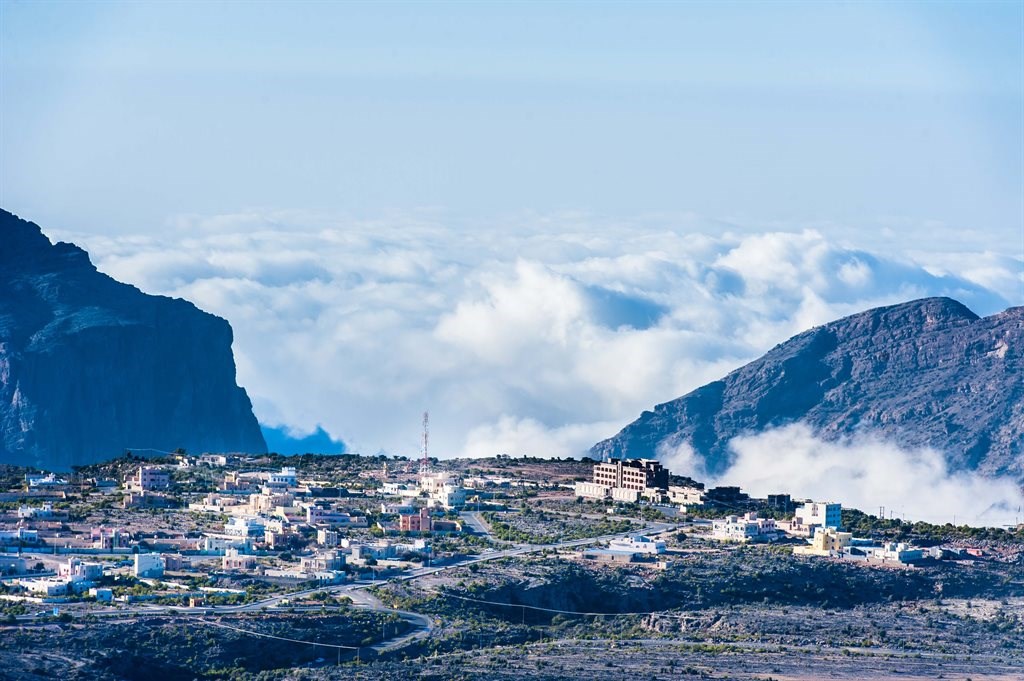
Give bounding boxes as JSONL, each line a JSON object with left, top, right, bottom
{"left": 0, "top": 209, "right": 266, "bottom": 470}
{"left": 592, "top": 298, "right": 1024, "bottom": 481}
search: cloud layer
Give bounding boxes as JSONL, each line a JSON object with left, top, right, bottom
{"left": 56, "top": 212, "right": 1020, "bottom": 472}
{"left": 663, "top": 424, "right": 1024, "bottom": 527}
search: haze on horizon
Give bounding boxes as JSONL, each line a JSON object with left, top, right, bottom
{"left": 1, "top": 1, "right": 1022, "bottom": 523}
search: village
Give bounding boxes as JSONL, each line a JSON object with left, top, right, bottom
{"left": 0, "top": 449, "right": 1017, "bottom": 615}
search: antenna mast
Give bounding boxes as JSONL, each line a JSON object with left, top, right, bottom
{"left": 420, "top": 411, "right": 430, "bottom": 478}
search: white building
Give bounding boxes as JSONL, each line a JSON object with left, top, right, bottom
{"left": 18, "top": 502, "right": 55, "bottom": 519}
{"left": 21, "top": 578, "right": 70, "bottom": 597}
{"left": 60, "top": 558, "right": 103, "bottom": 581}
{"left": 610, "top": 487, "right": 641, "bottom": 503}
{"left": 608, "top": 535, "right": 666, "bottom": 555}
{"left": 431, "top": 485, "right": 467, "bottom": 510}
{"left": 871, "top": 542, "right": 924, "bottom": 564}
{"left": 0, "top": 527, "right": 39, "bottom": 544}
{"left": 268, "top": 467, "right": 298, "bottom": 487}
{"left": 381, "top": 482, "right": 420, "bottom": 498}
{"left": 350, "top": 541, "right": 397, "bottom": 561}
{"left": 134, "top": 553, "right": 165, "bottom": 578}
{"left": 380, "top": 502, "right": 414, "bottom": 514}
{"left": 26, "top": 473, "right": 66, "bottom": 487}
{"left": 317, "top": 528, "right": 340, "bottom": 547}
{"left": 574, "top": 481, "right": 611, "bottom": 500}
{"left": 201, "top": 535, "right": 252, "bottom": 553}
{"left": 712, "top": 512, "right": 778, "bottom": 542}
{"left": 667, "top": 485, "right": 705, "bottom": 507}
{"left": 225, "top": 516, "right": 265, "bottom": 538}
{"left": 300, "top": 550, "right": 344, "bottom": 572}
{"left": 90, "top": 587, "right": 114, "bottom": 602}
{"left": 794, "top": 502, "right": 842, "bottom": 533}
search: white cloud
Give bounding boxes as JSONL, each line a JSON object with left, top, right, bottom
{"left": 717, "top": 424, "right": 1024, "bottom": 527}
{"left": 51, "top": 213, "right": 1020, "bottom": 481}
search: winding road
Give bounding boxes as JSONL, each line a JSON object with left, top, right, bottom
{"left": 11, "top": 519, "right": 677, "bottom": 657}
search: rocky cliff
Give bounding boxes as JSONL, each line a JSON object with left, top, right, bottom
{"left": 592, "top": 297, "right": 1024, "bottom": 482}
{"left": 0, "top": 209, "right": 266, "bottom": 470}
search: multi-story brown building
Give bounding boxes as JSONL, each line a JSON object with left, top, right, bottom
{"left": 592, "top": 458, "right": 668, "bottom": 492}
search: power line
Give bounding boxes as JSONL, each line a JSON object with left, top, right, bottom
{"left": 198, "top": 618, "right": 360, "bottom": 650}
{"left": 436, "top": 591, "right": 686, "bottom": 619}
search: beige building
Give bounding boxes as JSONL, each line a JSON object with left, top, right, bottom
{"left": 592, "top": 459, "right": 668, "bottom": 492}
{"left": 127, "top": 466, "right": 171, "bottom": 491}
{"left": 794, "top": 527, "right": 852, "bottom": 556}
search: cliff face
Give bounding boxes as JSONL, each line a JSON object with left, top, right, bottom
{"left": 592, "top": 297, "right": 1024, "bottom": 482}
{"left": 0, "top": 209, "right": 266, "bottom": 470}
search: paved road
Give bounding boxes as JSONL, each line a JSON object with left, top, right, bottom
{"left": 11, "top": 519, "right": 676, "bottom": 656}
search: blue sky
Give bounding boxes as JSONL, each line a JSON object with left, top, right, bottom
{"left": 3, "top": 2, "right": 1023, "bottom": 520}
{"left": 2, "top": 1, "right": 1021, "bottom": 241}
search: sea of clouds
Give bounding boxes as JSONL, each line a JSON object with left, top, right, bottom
{"left": 55, "top": 212, "right": 1023, "bottom": 525}
{"left": 660, "top": 424, "right": 1024, "bottom": 527}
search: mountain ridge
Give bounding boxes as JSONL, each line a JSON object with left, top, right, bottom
{"left": 591, "top": 297, "right": 1024, "bottom": 483}
{"left": 0, "top": 209, "right": 267, "bottom": 470}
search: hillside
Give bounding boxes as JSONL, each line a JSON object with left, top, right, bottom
{"left": 592, "top": 297, "right": 1024, "bottom": 481}
{"left": 0, "top": 209, "right": 266, "bottom": 470}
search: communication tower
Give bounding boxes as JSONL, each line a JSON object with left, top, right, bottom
{"left": 419, "top": 411, "right": 430, "bottom": 478}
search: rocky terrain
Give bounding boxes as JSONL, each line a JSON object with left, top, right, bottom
{"left": 593, "top": 297, "right": 1024, "bottom": 481}
{"left": 0, "top": 209, "right": 266, "bottom": 470}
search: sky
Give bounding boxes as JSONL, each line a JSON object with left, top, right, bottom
{"left": 1, "top": 2, "right": 1023, "bottom": 523}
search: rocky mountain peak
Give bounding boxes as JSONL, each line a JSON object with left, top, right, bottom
{"left": 0, "top": 209, "right": 266, "bottom": 470}
{"left": 592, "top": 297, "right": 1024, "bottom": 483}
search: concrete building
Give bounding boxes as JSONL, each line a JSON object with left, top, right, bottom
{"left": 592, "top": 458, "right": 668, "bottom": 492}
{"left": 428, "top": 484, "right": 467, "bottom": 510}
{"left": 18, "top": 502, "right": 56, "bottom": 519}
{"left": 306, "top": 505, "right": 359, "bottom": 526}
{"left": 250, "top": 491, "right": 295, "bottom": 514}
{"left": 0, "top": 527, "right": 39, "bottom": 544}
{"left": 399, "top": 507, "right": 432, "bottom": 533}
{"left": 794, "top": 527, "right": 853, "bottom": 556}
{"left": 610, "top": 487, "right": 641, "bottom": 503}
{"left": 201, "top": 535, "right": 252, "bottom": 553}
{"left": 128, "top": 466, "right": 171, "bottom": 491}
{"left": 574, "top": 481, "right": 611, "bottom": 500}
{"left": 794, "top": 501, "right": 842, "bottom": 532}
{"left": 60, "top": 558, "right": 103, "bottom": 581}
{"left": 122, "top": 490, "right": 175, "bottom": 509}
{"left": 268, "top": 467, "right": 298, "bottom": 487}
{"left": 350, "top": 541, "right": 397, "bottom": 562}
{"left": 778, "top": 501, "right": 844, "bottom": 537}
{"left": 704, "top": 486, "right": 749, "bottom": 507}
{"left": 21, "top": 578, "right": 70, "bottom": 597}
{"left": 712, "top": 512, "right": 778, "bottom": 542}
{"left": 381, "top": 482, "right": 420, "bottom": 498}
{"left": 134, "top": 553, "right": 166, "bottom": 578}
{"left": 91, "top": 526, "right": 123, "bottom": 550}
{"left": 870, "top": 542, "right": 924, "bottom": 564}
{"left": 89, "top": 587, "right": 113, "bottom": 602}
{"left": 380, "top": 502, "right": 414, "bottom": 514}
{"left": 667, "top": 485, "right": 705, "bottom": 507}
{"left": 608, "top": 535, "right": 666, "bottom": 555}
{"left": 0, "top": 555, "right": 27, "bottom": 574}
{"left": 26, "top": 473, "right": 67, "bottom": 487}
{"left": 222, "top": 548, "right": 257, "bottom": 571}
{"left": 225, "top": 516, "right": 265, "bottom": 538}
{"left": 317, "top": 528, "right": 340, "bottom": 547}
{"left": 583, "top": 549, "right": 637, "bottom": 564}
{"left": 767, "top": 493, "right": 795, "bottom": 512}
{"left": 300, "top": 550, "right": 344, "bottom": 573}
